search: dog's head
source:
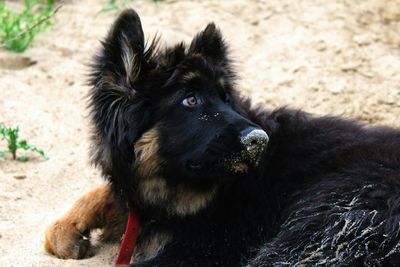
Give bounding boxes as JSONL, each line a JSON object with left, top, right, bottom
{"left": 89, "top": 9, "right": 268, "bottom": 216}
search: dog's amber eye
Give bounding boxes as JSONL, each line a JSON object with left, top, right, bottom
{"left": 182, "top": 95, "right": 202, "bottom": 107}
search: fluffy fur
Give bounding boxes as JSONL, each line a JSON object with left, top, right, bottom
{"left": 45, "top": 9, "right": 400, "bottom": 266}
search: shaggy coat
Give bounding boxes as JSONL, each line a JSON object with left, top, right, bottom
{"left": 48, "top": 9, "right": 400, "bottom": 266}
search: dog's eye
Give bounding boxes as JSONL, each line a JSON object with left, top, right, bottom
{"left": 182, "top": 95, "right": 202, "bottom": 107}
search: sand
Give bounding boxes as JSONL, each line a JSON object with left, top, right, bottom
{"left": 0, "top": 0, "right": 399, "bottom": 266}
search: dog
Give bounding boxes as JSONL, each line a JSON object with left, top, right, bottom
{"left": 45, "top": 9, "right": 400, "bottom": 266}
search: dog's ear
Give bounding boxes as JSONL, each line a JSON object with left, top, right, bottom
{"left": 89, "top": 9, "right": 152, "bottom": 184}
{"left": 100, "top": 9, "right": 148, "bottom": 88}
{"left": 90, "top": 9, "right": 150, "bottom": 143}
{"left": 189, "top": 23, "right": 228, "bottom": 66}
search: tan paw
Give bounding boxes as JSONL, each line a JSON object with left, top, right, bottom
{"left": 44, "top": 219, "right": 94, "bottom": 259}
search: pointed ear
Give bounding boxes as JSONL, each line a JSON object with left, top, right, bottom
{"left": 189, "top": 23, "right": 228, "bottom": 65}
{"left": 89, "top": 10, "right": 153, "bottom": 181}
{"left": 102, "top": 9, "right": 147, "bottom": 87}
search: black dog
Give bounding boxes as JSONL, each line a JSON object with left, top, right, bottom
{"left": 50, "top": 9, "right": 400, "bottom": 266}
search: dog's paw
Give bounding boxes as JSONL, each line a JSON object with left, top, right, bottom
{"left": 44, "top": 219, "right": 94, "bottom": 259}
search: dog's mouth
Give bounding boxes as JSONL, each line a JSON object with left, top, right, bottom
{"left": 220, "top": 146, "right": 266, "bottom": 174}
{"left": 186, "top": 160, "right": 203, "bottom": 171}
{"left": 185, "top": 152, "right": 261, "bottom": 176}
{"left": 186, "top": 129, "right": 268, "bottom": 175}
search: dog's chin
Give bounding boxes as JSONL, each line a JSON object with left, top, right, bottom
{"left": 185, "top": 146, "right": 264, "bottom": 179}
{"left": 222, "top": 148, "right": 265, "bottom": 174}
{"left": 184, "top": 158, "right": 252, "bottom": 185}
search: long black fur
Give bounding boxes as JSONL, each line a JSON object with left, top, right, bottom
{"left": 89, "top": 9, "right": 400, "bottom": 266}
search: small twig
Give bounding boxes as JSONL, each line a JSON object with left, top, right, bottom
{"left": 0, "top": 4, "right": 63, "bottom": 48}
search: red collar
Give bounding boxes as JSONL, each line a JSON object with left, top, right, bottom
{"left": 115, "top": 211, "right": 141, "bottom": 266}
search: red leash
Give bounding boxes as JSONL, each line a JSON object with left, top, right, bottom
{"left": 115, "top": 211, "right": 141, "bottom": 266}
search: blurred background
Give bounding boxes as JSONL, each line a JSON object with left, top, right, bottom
{"left": 0, "top": 0, "right": 399, "bottom": 266}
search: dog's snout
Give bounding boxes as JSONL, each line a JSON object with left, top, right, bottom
{"left": 239, "top": 128, "right": 269, "bottom": 162}
{"left": 240, "top": 128, "right": 269, "bottom": 146}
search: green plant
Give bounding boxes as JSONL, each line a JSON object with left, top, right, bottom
{"left": 0, "top": 123, "right": 48, "bottom": 161}
{"left": 0, "top": 0, "right": 56, "bottom": 52}
{"left": 97, "top": 0, "right": 120, "bottom": 15}
{"left": 97, "top": 0, "right": 164, "bottom": 16}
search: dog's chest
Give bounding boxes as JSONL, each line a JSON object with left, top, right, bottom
{"left": 133, "top": 232, "right": 172, "bottom": 263}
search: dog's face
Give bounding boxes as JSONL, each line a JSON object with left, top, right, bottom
{"left": 89, "top": 10, "right": 268, "bottom": 216}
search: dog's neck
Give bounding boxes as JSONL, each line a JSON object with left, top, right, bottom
{"left": 133, "top": 231, "right": 172, "bottom": 263}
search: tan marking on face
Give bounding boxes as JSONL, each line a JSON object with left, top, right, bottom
{"left": 173, "top": 186, "right": 217, "bottom": 216}
{"left": 134, "top": 127, "right": 162, "bottom": 178}
{"left": 134, "top": 127, "right": 217, "bottom": 216}
{"left": 133, "top": 232, "right": 172, "bottom": 263}
{"left": 138, "top": 177, "right": 169, "bottom": 204}
{"left": 138, "top": 176, "right": 217, "bottom": 216}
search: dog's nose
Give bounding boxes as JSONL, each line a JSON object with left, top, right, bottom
{"left": 239, "top": 127, "right": 269, "bottom": 163}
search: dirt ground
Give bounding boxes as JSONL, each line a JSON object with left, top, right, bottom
{"left": 0, "top": 0, "right": 399, "bottom": 266}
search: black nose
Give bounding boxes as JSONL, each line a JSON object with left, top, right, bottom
{"left": 239, "top": 127, "right": 269, "bottom": 163}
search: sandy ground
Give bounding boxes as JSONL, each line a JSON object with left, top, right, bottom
{"left": 0, "top": 0, "right": 399, "bottom": 266}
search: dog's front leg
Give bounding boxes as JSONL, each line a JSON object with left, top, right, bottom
{"left": 44, "top": 184, "right": 126, "bottom": 259}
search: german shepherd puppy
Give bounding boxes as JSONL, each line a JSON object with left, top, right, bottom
{"left": 45, "top": 9, "right": 400, "bottom": 266}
